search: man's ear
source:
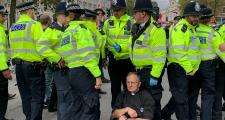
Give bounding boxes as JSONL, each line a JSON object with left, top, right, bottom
{"left": 138, "top": 82, "right": 141, "bottom": 87}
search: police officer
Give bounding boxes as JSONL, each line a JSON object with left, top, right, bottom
{"left": 37, "top": 2, "right": 76, "bottom": 119}
{"left": 0, "top": 5, "right": 12, "bottom": 120}
{"left": 167, "top": 1, "right": 201, "bottom": 120}
{"left": 131, "top": 0, "right": 167, "bottom": 119}
{"left": 161, "top": 16, "right": 182, "bottom": 120}
{"left": 218, "top": 23, "right": 225, "bottom": 111}
{"left": 103, "top": 0, "right": 135, "bottom": 108}
{"left": 57, "top": 4, "right": 102, "bottom": 119}
{"left": 9, "top": 1, "right": 45, "bottom": 120}
{"left": 189, "top": 6, "right": 225, "bottom": 120}
{"left": 82, "top": 9, "right": 108, "bottom": 94}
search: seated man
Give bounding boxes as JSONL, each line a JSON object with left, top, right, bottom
{"left": 112, "top": 72, "right": 155, "bottom": 120}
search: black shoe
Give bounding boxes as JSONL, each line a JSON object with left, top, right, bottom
{"left": 8, "top": 93, "right": 16, "bottom": 100}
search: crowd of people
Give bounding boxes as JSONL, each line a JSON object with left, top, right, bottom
{"left": 0, "top": 0, "right": 225, "bottom": 120}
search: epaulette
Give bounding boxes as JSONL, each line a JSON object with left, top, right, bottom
{"left": 153, "top": 21, "right": 161, "bottom": 28}
{"left": 79, "top": 24, "right": 87, "bottom": 29}
{"left": 108, "top": 20, "right": 114, "bottom": 26}
{"left": 181, "top": 24, "right": 187, "bottom": 33}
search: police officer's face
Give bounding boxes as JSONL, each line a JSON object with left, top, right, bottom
{"left": 113, "top": 8, "right": 125, "bottom": 18}
{"left": 67, "top": 12, "right": 75, "bottom": 21}
{"left": 187, "top": 15, "right": 199, "bottom": 26}
{"left": 57, "top": 13, "right": 67, "bottom": 25}
{"left": 133, "top": 11, "right": 145, "bottom": 24}
{"left": 126, "top": 74, "right": 141, "bottom": 92}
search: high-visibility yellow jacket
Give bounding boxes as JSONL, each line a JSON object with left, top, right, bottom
{"left": 57, "top": 21, "right": 101, "bottom": 77}
{"left": 83, "top": 20, "right": 106, "bottom": 60}
{"left": 168, "top": 19, "right": 201, "bottom": 73}
{"left": 196, "top": 23, "right": 224, "bottom": 61}
{"left": 104, "top": 14, "right": 133, "bottom": 60}
{"left": 9, "top": 14, "right": 44, "bottom": 62}
{"left": 36, "top": 23, "right": 65, "bottom": 63}
{"left": 130, "top": 21, "right": 167, "bottom": 78}
{"left": 0, "top": 23, "right": 8, "bottom": 71}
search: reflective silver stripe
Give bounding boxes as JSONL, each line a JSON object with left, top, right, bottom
{"left": 151, "top": 46, "right": 166, "bottom": 52}
{"left": 168, "top": 54, "right": 185, "bottom": 59}
{"left": 201, "top": 54, "right": 216, "bottom": 60}
{"left": 133, "top": 54, "right": 165, "bottom": 62}
{"left": 37, "top": 40, "right": 51, "bottom": 46}
{"left": 109, "top": 35, "right": 130, "bottom": 39}
{"left": 169, "top": 45, "right": 187, "bottom": 50}
{"left": 38, "top": 47, "right": 49, "bottom": 55}
{"left": 11, "top": 37, "right": 31, "bottom": 42}
{"left": 189, "top": 46, "right": 199, "bottom": 50}
{"left": 61, "top": 46, "right": 96, "bottom": 56}
{"left": 11, "top": 49, "right": 37, "bottom": 54}
{"left": 67, "top": 54, "right": 96, "bottom": 63}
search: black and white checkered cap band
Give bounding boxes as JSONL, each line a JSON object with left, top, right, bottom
{"left": 66, "top": 5, "right": 81, "bottom": 11}
{"left": 18, "top": 5, "right": 35, "bottom": 12}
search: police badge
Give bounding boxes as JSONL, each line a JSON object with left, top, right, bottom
{"left": 195, "top": 2, "right": 200, "bottom": 12}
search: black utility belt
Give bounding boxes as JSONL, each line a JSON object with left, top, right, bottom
{"left": 12, "top": 58, "right": 41, "bottom": 65}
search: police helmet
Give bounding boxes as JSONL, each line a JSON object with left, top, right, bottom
{"left": 55, "top": 2, "right": 67, "bottom": 14}
{"left": 183, "top": 1, "right": 201, "bottom": 16}
{"left": 111, "top": 0, "right": 127, "bottom": 9}
{"left": 133, "top": 0, "right": 153, "bottom": 13}
{"left": 66, "top": 4, "right": 84, "bottom": 14}
{"left": 84, "top": 9, "right": 97, "bottom": 18}
{"left": 200, "top": 7, "right": 213, "bottom": 19}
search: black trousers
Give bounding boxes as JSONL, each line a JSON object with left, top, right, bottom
{"left": 212, "top": 59, "right": 225, "bottom": 120}
{"left": 167, "top": 63, "right": 189, "bottom": 120}
{"left": 161, "top": 96, "right": 176, "bottom": 120}
{"left": 108, "top": 53, "right": 135, "bottom": 108}
{"left": 188, "top": 60, "right": 216, "bottom": 120}
{"left": 0, "top": 72, "right": 8, "bottom": 120}
{"left": 68, "top": 67, "right": 100, "bottom": 120}
{"left": 15, "top": 61, "right": 45, "bottom": 120}
{"left": 136, "top": 66, "right": 164, "bottom": 120}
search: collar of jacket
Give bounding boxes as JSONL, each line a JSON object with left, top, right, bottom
{"left": 17, "top": 14, "right": 33, "bottom": 22}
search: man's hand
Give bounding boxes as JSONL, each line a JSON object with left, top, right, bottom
{"left": 95, "top": 77, "right": 102, "bottom": 89}
{"left": 119, "top": 115, "right": 128, "bottom": 120}
{"left": 58, "top": 59, "right": 65, "bottom": 69}
{"left": 2, "top": 69, "right": 12, "bottom": 80}
{"left": 127, "top": 107, "right": 138, "bottom": 118}
{"left": 219, "top": 43, "right": 225, "bottom": 52}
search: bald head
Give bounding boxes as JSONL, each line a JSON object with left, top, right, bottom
{"left": 39, "top": 13, "right": 52, "bottom": 29}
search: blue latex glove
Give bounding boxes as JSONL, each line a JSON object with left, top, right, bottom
{"left": 112, "top": 44, "right": 121, "bottom": 52}
{"left": 149, "top": 77, "right": 158, "bottom": 86}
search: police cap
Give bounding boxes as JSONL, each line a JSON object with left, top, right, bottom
{"left": 183, "top": 1, "right": 201, "bottom": 16}
{"left": 66, "top": 4, "right": 84, "bottom": 14}
{"left": 16, "top": 1, "right": 35, "bottom": 12}
{"left": 55, "top": 2, "right": 67, "bottom": 14}
{"left": 84, "top": 9, "right": 97, "bottom": 18}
